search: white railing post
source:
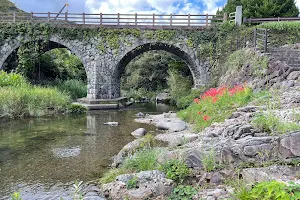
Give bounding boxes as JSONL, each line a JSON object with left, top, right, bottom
{"left": 135, "top": 13, "right": 137, "bottom": 27}
{"left": 83, "top": 12, "right": 85, "bottom": 24}
{"left": 170, "top": 14, "right": 173, "bottom": 26}
{"left": 188, "top": 14, "right": 190, "bottom": 27}
{"left": 235, "top": 6, "right": 242, "bottom": 26}
{"left": 117, "top": 13, "right": 120, "bottom": 26}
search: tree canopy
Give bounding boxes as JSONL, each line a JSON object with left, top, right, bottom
{"left": 0, "top": 0, "right": 24, "bottom": 12}
{"left": 220, "top": 0, "right": 299, "bottom": 18}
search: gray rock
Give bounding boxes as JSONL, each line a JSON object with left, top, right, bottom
{"left": 135, "top": 112, "right": 144, "bottom": 118}
{"left": 103, "top": 122, "right": 119, "bottom": 126}
{"left": 279, "top": 131, "right": 300, "bottom": 159}
{"left": 287, "top": 71, "right": 300, "bottom": 80}
{"left": 156, "top": 120, "right": 187, "bottom": 132}
{"left": 155, "top": 133, "right": 199, "bottom": 147}
{"left": 242, "top": 165, "right": 300, "bottom": 184}
{"left": 131, "top": 128, "right": 147, "bottom": 138}
{"left": 102, "top": 170, "right": 174, "bottom": 200}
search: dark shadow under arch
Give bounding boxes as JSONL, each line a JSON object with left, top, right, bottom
{"left": 115, "top": 42, "right": 199, "bottom": 85}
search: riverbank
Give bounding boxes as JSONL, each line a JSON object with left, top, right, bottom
{"left": 100, "top": 50, "right": 300, "bottom": 199}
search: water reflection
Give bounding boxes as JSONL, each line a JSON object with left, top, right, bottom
{"left": 0, "top": 103, "right": 177, "bottom": 199}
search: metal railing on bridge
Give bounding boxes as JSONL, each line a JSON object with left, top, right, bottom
{"left": 0, "top": 12, "right": 227, "bottom": 29}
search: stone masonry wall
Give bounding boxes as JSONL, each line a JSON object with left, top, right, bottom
{"left": 0, "top": 30, "right": 212, "bottom": 99}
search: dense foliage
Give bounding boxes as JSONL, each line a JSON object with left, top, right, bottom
{"left": 220, "top": 0, "right": 299, "bottom": 18}
{"left": 0, "top": 0, "right": 24, "bottom": 12}
{"left": 0, "top": 71, "right": 82, "bottom": 119}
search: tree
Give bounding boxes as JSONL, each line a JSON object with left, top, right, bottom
{"left": 220, "top": 0, "right": 299, "bottom": 18}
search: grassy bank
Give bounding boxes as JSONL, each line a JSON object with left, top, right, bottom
{"left": 0, "top": 71, "right": 80, "bottom": 119}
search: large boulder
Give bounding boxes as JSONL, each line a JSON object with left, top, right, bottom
{"left": 278, "top": 131, "right": 300, "bottom": 159}
{"left": 242, "top": 165, "right": 300, "bottom": 184}
{"left": 102, "top": 170, "right": 174, "bottom": 200}
{"left": 131, "top": 128, "right": 147, "bottom": 138}
{"left": 156, "top": 119, "right": 187, "bottom": 132}
{"left": 155, "top": 132, "right": 199, "bottom": 147}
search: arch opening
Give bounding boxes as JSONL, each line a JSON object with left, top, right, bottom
{"left": 1, "top": 39, "right": 88, "bottom": 100}
{"left": 113, "top": 42, "right": 198, "bottom": 102}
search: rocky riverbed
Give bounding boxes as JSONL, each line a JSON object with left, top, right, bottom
{"left": 101, "top": 51, "right": 300, "bottom": 200}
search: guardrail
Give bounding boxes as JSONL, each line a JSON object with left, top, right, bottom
{"left": 0, "top": 12, "right": 227, "bottom": 29}
{"left": 244, "top": 17, "right": 300, "bottom": 24}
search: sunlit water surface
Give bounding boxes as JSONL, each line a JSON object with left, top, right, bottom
{"left": 0, "top": 103, "right": 176, "bottom": 199}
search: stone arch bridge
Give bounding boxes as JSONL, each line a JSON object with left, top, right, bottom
{"left": 0, "top": 25, "right": 211, "bottom": 100}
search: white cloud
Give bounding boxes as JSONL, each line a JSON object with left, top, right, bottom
{"left": 85, "top": 0, "right": 206, "bottom": 14}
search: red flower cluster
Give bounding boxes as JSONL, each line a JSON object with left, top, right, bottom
{"left": 228, "top": 85, "right": 245, "bottom": 96}
{"left": 193, "top": 84, "right": 247, "bottom": 121}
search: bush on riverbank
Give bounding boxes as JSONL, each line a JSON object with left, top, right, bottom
{"left": 0, "top": 71, "right": 71, "bottom": 118}
{"left": 178, "top": 85, "right": 252, "bottom": 131}
{"left": 53, "top": 79, "right": 87, "bottom": 100}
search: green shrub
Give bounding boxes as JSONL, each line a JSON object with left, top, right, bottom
{"left": 168, "top": 185, "right": 198, "bottom": 200}
{"left": 252, "top": 112, "right": 300, "bottom": 135}
{"left": 122, "top": 148, "right": 163, "bottom": 172}
{"left": 160, "top": 160, "right": 190, "bottom": 183}
{"left": 67, "top": 104, "right": 87, "bottom": 114}
{"left": 54, "top": 79, "right": 87, "bottom": 100}
{"left": 0, "top": 71, "right": 28, "bottom": 87}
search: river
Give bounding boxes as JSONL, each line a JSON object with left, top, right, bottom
{"left": 0, "top": 103, "right": 176, "bottom": 199}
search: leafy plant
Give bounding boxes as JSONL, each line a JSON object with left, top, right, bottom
{"left": 160, "top": 160, "right": 190, "bottom": 183}
{"left": 73, "top": 180, "right": 84, "bottom": 200}
{"left": 67, "top": 104, "right": 87, "bottom": 114}
{"left": 168, "top": 185, "right": 198, "bottom": 200}
{"left": 122, "top": 148, "right": 163, "bottom": 172}
{"left": 202, "top": 149, "right": 217, "bottom": 172}
{"left": 11, "top": 192, "right": 22, "bottom": 200}
{"left": 100, "top": 168, "right": 125, "bottom": 184}
{"left": 126, "top": 176, "right": 139, "bottom": 189}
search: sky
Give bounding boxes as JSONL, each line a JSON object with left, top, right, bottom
{"left": 12, "top": 0, "right": 228, "bottom": 15}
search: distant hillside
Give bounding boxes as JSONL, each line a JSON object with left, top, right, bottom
{"left": 0, "top": 0, "right": 25, "bottom": 12}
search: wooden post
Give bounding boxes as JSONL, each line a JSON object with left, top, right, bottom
{"left": 135, "top": 13, "right": 137, "bottom": 27}
{"left": 13, "top": 12, "right": 16, "bottom": 23}
{"left": 47, "top": 12, "right": 50, "bottom": 22}
{"left": 117, "top": 13, "right": 120, "bottom": 26}
{"left": 206, "top": 14, "right": 209, "bottom": 27}
{"left": 30, "top": 12, "right": 33, "bottom": 22}
{"left": 170, "top": 14, "right": 173, "bottom": 27}
{"left": 188, "top": 14, "right": 190, "bottom": 27}
{"left": 153, "top": 13, "right": 155, "bottom": 27}
{"left": 223, "top": 12, "right": 227, "bottom": 23}
{"left": 100, "top": 13, "right": 102, "bottom": 25}
{"left": 65, "top": 12, "right": 68, "bottom": 22}
{"left": 83, "top": 12, "right": 85, "bottom": 24}
{"left": 253, "top": 28, "right": 257, "bottom": 49}
{"left": 264, "top": 29, "right": 268, "bottom": 53}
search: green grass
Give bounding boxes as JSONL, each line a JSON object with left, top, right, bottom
{"left": 252, "top": 112, "right": 300, "bottom": 135}
{"left": 259, "top": 21, "right": 300, "bottom": 30}
{"left": 53, "top": 79, "right": 87, "bottom": 101}
{"left": 202, "top": 149, "right": 217, "bottom": 172}
{"left": 177, "top": 87, "right": 252, "bottom": 131}
{"left": 100, "top": 147, "right": 166, "bottom": 184}
{"left": 0, "top": 71, "right": 71, "bottom": 118}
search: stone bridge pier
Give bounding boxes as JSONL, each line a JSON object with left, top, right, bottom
{"left": 0, "top": 30, "right": 211, "bottom": 100}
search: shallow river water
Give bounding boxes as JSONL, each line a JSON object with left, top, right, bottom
{"left": 0, "top": 103, "right": 176, "bottom": 199}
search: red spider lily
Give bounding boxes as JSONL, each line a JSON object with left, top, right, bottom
{"left": 194, "top": 98, "right": 200, "bottom": 104}
{"left": 228, "top": 85, "right": 245, "bottom": 96}
{"left": 197, "top": 111, "right": 202, "bottom": 115}
{"left": 212, "top": 97, "right": 218, "bottom": 104}
{"left": 203, "top": 115, "right": 210, "bottom": 121}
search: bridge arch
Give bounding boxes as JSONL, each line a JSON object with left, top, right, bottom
{"left": 0, "top": 36, "right": 87, "bottom": 74}
{"left": 115, "top": 42, "right": 200, "bottom": 87}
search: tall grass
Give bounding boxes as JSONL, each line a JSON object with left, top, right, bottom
{"left": 0, "top": 71, "right": 71, "bottom": 118}
{"left": 53, "top": 79, "right": 87, "bottom": 101}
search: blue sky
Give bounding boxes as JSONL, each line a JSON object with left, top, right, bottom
{"left": 12, "top": 0, "right": 228, "bottom": 14}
